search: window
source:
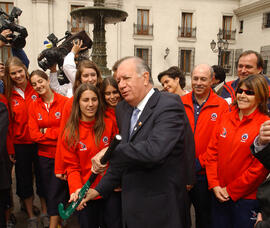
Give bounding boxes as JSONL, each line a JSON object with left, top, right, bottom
{"left": 70, "top": 5, "right": 86, "bottom": 33}
{"left": 222, "top": 16, "right": 233, "bottom": 39}
{"left": 262, "top": 12, "right": 270, "bottom": 28}
{"left": 221, "top": 50, "right": 234, "bottom": 76}
{"left": 134, "top": 46, "right": 152, "bottom": 69}
{"left": 263, "top": 60, "right": 268, "bottom": 75}
{"left": 0, "top": 2, "right": 13, "bottom": 63}
{"left": 239, "top": 20, "right": 243, "bottom": 33}
{"left": 136, "top": 9, "right": 150, "bottom": 35}
{"left": 261, "top": 45, "right": 270, "bottom": 76}
{"left": 179, "top": 47, "right": 195, "bottom": 74}
{"left": 181, "top": 13, "right": 193, "bottom": 37}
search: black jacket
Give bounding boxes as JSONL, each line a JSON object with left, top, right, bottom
{"left": 0, "top": 101, "right": 11, "bottom": 190}
{"left": 252, "top": 143, "right": 270, "bottom": 228}
{"left": 96, "top": 90, "right": 195, "bottom": 228}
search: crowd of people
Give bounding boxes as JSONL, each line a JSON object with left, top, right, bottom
{"left": 0, "top": 26, "right": 270, "bottom": 228}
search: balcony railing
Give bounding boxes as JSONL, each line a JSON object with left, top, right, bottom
{"left": 133, "top": 23, "right": 153, "bottom": 36}
{"left": 178, "top": 26, "right": 196, "bottom": 38}
{"left": 221, "top": 29, "right": 236, "bottom": 40}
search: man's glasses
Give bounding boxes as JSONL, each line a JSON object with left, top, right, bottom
{"left": 236, "top": 88, "right": 255, "bottom": 96}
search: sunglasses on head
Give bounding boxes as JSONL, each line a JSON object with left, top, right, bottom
{"left": 236, "top": 88, "right": 255, "bottom": 96}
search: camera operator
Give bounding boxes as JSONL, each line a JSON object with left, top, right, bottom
{"left": 49, "top": 40, "right": 87, "bottom": 98}
{"left": 0, "top": 29, "right": 29, "bottom": 68}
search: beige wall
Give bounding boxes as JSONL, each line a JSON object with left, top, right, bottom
{"left": 7, "top": 0, "right": 270, "bottom": 86}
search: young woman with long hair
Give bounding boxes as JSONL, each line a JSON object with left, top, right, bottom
{"left": 55, "top": 60, "right": 103, "bottom": 180}
{"left": 28, "top": 70, "right": 69, "bottom": 228}
{"left": 4, "top": 57, "right": 47, "bottom": 228}
{"left": 59, "top": 83, "right": 118, "bottom": 228}
{"left": 206, "top": 74, "right": 270, "bottom": 228}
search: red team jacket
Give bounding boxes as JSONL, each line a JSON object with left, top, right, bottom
{"left": 60, "top": 118, "right": 117, "bottom": 194}
{"left": 181, "top": 89, "right": 229, "bottom": 169}
{"left": 11, "top": 82, "right": 38, "bottom": 144}
{"left": 55, "top": 97, "right": 73, "bottom": 174}
{"left": 28, "top": 92, "right": 68, "bottom": 158}
{"left": 206, "top": 107, "right": 269, "bottom": 201}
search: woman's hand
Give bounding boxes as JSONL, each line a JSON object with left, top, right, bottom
{"left": 9, "top": 154, "right": 16, "bottom": 163}
{"left": 77, "top": 188, "right": 100, "bottom": 211}
{"left": 40, "top": 128, "right": 47, "bottom": 134}
{"left": 91, "top": 147, "right": 108, "bottom": 174}
{"left": 69, "top": 188, "right": 81, "bottom": 203}
{"left": 213, "top": 186, "right": 230, "bottom": 202}
{"left": 55, "top": 173, "right": 67, "bottom": 180}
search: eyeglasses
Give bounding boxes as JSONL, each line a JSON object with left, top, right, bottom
{"left": 236, "top": 88, "right": 255, "bottom": 96}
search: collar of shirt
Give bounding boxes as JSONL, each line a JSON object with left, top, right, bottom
{"left": 14, "top": 86, "right": 25, "bottom": 100}
{"left": 136, "top": 88, "right": 155, "bottom": 119}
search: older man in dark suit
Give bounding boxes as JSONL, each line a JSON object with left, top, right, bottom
{"left": 80, "top": 56, "right": 195, "bottom": 228}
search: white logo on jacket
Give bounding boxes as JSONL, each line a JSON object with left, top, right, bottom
{"left": 103, "top": 136, "right": 109, "bottom": 146}
{"left": 38, "top": 113, "right": 42, "bottom": 120}
{"left": 55, "top": 112, "right": 61, "bottom": 119}
{"left": 241, "top": 133, "right": 248, "bottom": 143}
{"left": 211, "top": 113, "right": 218, "bottom": 121}
{"left": 31, "top": 95, "right": 37, "bottom": 101}
{"left": 220, "top": 128, "right": 227, "bottom": 138}
{"left": 79, "top": 141, "right": 87, "bottom": 151}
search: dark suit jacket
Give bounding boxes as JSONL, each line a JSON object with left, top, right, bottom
{"left": 252, "top": 144, "right": 270, "bottom": 228}
{"left": 0, "top": 101, "right": 11, "bottom": 190}
{"left": 96, "top": 89, "right": 195, "bottom": 228}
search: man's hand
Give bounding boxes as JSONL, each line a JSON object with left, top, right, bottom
{"left": 77, "top": 188, "right": 100, "bottom": 211}
{"left": 258, "top": 120, "right": 270, "bottom": 146}
{"left": 254, "top": 212, "right": 262, "bottom": 227}
{"left": 213, "top": 186, "right": 230, "bottom": 202}
{"left": 91, "top": 147, "right": 108, "bottom": 174}
{"left": 71, "top": 40, "right": 87, "bottom": 56}
{"left": 0, "top": 29, "right": 12, "bottom": 47}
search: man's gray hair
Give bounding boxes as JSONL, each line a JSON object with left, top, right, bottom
{"left": 117, "top": 56, "right": 154, "bottom": 85}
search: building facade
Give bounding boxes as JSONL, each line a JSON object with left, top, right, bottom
{"left": 0, "top": 0, "right": 269, "bottom": 86}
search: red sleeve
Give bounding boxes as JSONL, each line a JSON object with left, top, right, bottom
{"left": 55, "top": 99, "right": 72, "bottom": 174}
{"left": 226, "top": 158, "right": 268, "bottom": 201}
{"left": 28, "top": 102, "right": 59, "bottom": 144}
{"left": 205, "top": 125, "right": 221, "bottom": 189}
{"left": 61, "top": 137, "right": 83, "bottom": 194}
{"left": 198, "top": 101, "right": 229, "bottom": 168}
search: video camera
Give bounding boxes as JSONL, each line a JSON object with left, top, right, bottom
{"left": 0, "top": 6, "right": 28, "bottom": 49}
{"left": 37, "top": 30, "right": 92, "bottom": 71}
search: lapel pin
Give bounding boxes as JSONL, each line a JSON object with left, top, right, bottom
{"left": 138, "top": 122, "right": 142, "bottom": 126}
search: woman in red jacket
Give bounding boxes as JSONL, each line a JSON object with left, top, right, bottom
{"left": 205, "top": 74, "right": 270, "bottom": 228}
{"left": 4, "top": 57, "right": 47, "bottom": 227}
{"left": 28, "top": 70, "right": 69, "bottom": 228}
{"left": 55, "top": 60, "right": 103, "bottom": 180}
{"left": 100, "top": 76, "right": 121, "bottom": 124}
{"left": 60, "top": 83, "right": 118, "bottom": 228}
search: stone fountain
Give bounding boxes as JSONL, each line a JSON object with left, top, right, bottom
{"left": 70, "top": 0, "right": 128, "bottom": 76}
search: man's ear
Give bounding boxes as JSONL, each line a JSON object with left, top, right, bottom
{"left": 142, "top": 72, "right": 150, "bottom": 86}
